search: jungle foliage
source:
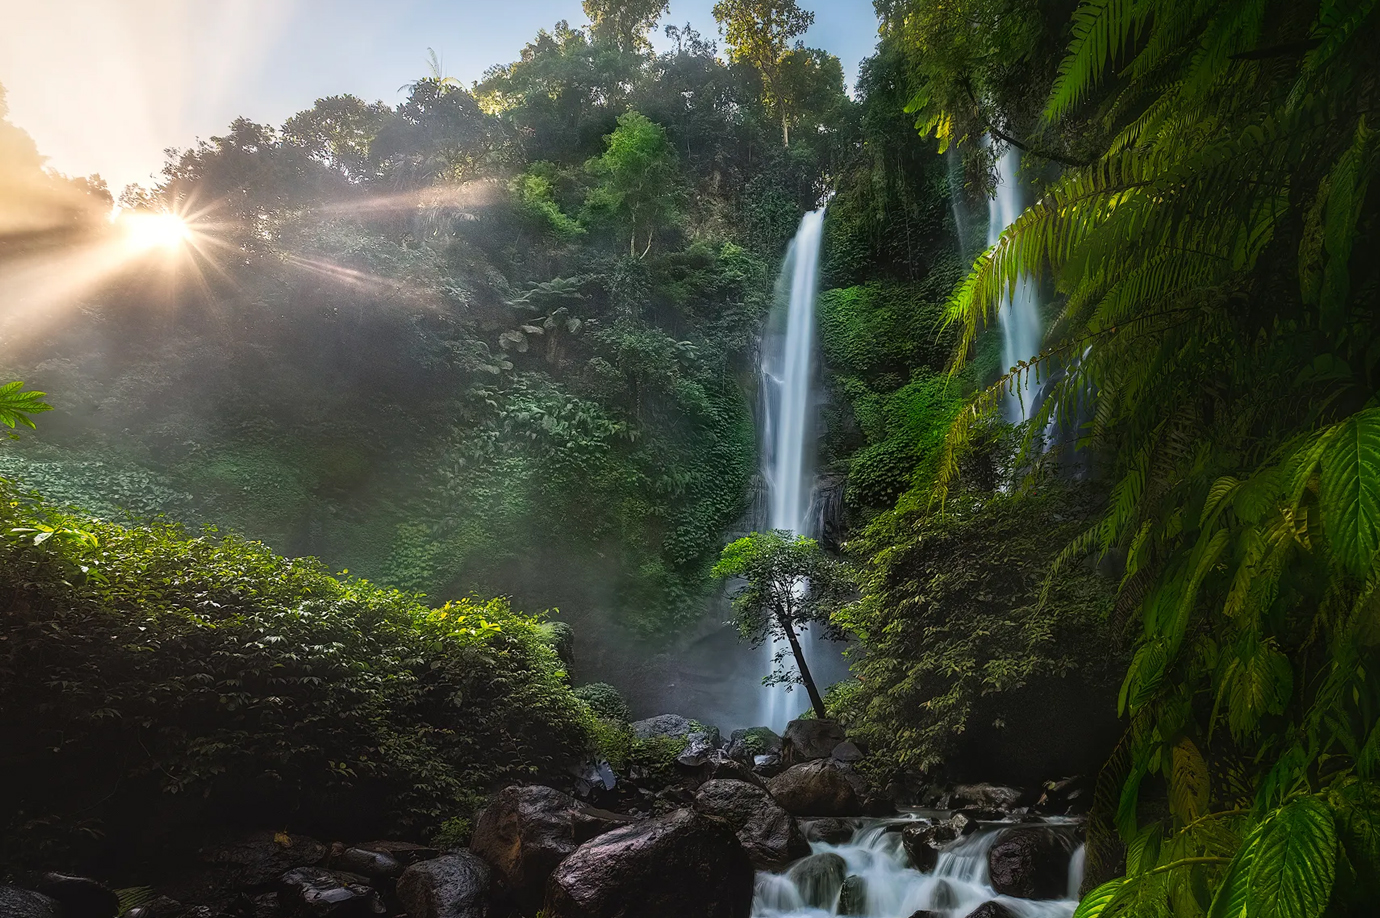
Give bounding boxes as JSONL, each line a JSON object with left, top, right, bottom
{"left": 0, "top": 478, "right": 594, "bottom": 866}
{"left": 889, "top": 0, "right": 1380, "bottom": 913}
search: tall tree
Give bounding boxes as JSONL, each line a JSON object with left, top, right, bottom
{"left": 583, "top": 0, "right": 669, "bottom": 52}
{"left": 583, "top": 110, "right": 681, "bottom": 255}
{"left": 711, "top": 0, "right": 815, "bottom": 145}
{"left": 713, "top": 530, "right": 853, "bottom": 719}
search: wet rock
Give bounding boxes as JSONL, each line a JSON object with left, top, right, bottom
{"left": 946, "top": 813, "right": 978, "bottom": 837}
{"left": 951, "top": 784, "right": 1024, "bottom": 811}
{"left": 277, "top": 867, "right": 384, "bottom": 916}
{"left": 752, "top": 752, "right": 784, "bottom": 778}
{"left": 469, "top": 785, "right": 629, "bottom": 915}
{"left": 786, "top": 853, "right": 847, "bottom": 910}
{"left": 1036, "top": 775, "right": 1091, "bottom": 815}
{"left": 238, "top": 892, "right": 281, "bottom": 918}
{"left": 694, "top": 778, "right": 809, "bottom": 869}
{"left": 800, "top": 817, "right": 857, "bottom": 845}
{"left": 0, "top": 887, "right": 62, "bottom": 918}
{"left": 781, "top": 719, "right": 847, "bottom": 764}
{"left": 630, "top": 714, "right": 694, "bottom": 740}
{"left": 831, "top": 741, "right": 864, "bottom": 764}
{"left": 987, "top": 827, "right": 1075, "bottom": 900}
{"left": 902, "top": 823, "right": 958, "bottom": 873}
{"left": 544, "top": 808, "right": 753, "bottom": 918}
{"left": 676, "top": 729, "right": 722, "bottom": 767}
{"left": 928, "top": 880, "right": 959, "bottom": 912}
{"left": 702, "top": 751, "right": 766, "bottom": 786}
{"left": 335, "top": 847, "right": 404, "bottom": 879}
{"left": 838, "top": 875, "right": 867, "bottom": 916}
{"left": 358, "top": 840, "right": 439, "bottom": 865}
{"left": 396, "top": 853, "right": 491, "bottom": 918}
{"left": 24, "top": 873, "right": 119, "bottom": 918}
{"left": 862, "top": 794, "right": 897, "bottom": 817}
{"left": 905, "top": 912, "right": 939, "bottom": 918}
{"left": 962, "top": 903, "right": 1016, "bottom": 918}
{"left": 768, "top": 760, "right": 862, "bottom": 817}
{"left": 726, "top": 727, "right": 783, "bottom": 763}
{"left": 570, "top": 759, "right": 619, "bottom": 801}
{"left": 202, "top": 831, "right": 329, "bottom": 888}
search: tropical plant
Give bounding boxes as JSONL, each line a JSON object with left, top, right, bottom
{"left": 584, "top": 111, "right": 683, "bottom": 255}
{"left": 0, "top": 382, "right": 51, "bottom": 438}
{"left": 712, "top": 0, "right": 816, "bottom": 145}
{"left": 713, "top": 530, "right": 854, "bottom": 717}
{"left": 914, "top": 0, "right": 1380, "bottom": 913}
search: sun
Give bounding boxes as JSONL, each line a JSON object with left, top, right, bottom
{"left": 120, "top": 211, "right": 192, "bottom": 251}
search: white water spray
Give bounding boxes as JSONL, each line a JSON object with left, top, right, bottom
{"left": 757, "top": 209, "right": 827, "bottom": 730}
{"left": 988, "top": 146, "right": 1042, "bottom": 423}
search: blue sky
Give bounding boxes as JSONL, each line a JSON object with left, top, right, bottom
{"left": 0, "top": 0, "right": 880, "bottom": 194}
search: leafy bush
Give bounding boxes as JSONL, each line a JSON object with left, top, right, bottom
{"left": 0, "top": 480, "right": 593, "bottom": 866}
{"left": 574, "top": 682, "right": 631, "bottom": 722}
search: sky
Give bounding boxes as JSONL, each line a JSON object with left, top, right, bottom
{"left": 0, "top": 0, "right": 880, "bottom": 196}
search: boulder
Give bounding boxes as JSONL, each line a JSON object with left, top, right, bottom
{"left": 469, "top": 785, "right": 629, "bottom": 915}
{"left": 202, "top": 831, "right": 329, "bottom": 888}
{"left": 905, "top": 912, "right": 939, "bottom": 918}
{"left": 902, "top": 823, "right": 958, "bottom": 873}
{"left": 676, "top": 729, "right": 722, "bottom": 767}
{"left": 693, "top": 779, "right": 809, "bottom": 869}
{"left": 630, "top": 714, "right": 694, "bottom": 740}
{"left": 928, "top": 880, "right": 959, "bottom": 912}
{"left": 725, "top": 728, "right": 783, "bottom": 763}
{"left": 276, "top": 867, "right": 384, "bottom": 916}
{"left": 963, "top": 904, "right": 1016, "bottom": 918}
{"left": 800, "top": 817, "right": 857, "bottom": 845}
{"left": 1036, "top": 775, "right": 1091, "bottom": 815}
{"left": 952, "top": 784, "right": 1024, "bottom": 811}
{"left": 544, "top": 808, "right": 753, "bottom": 918}
{"left": 356, "top": 840, "right": 440, "bottom": 866}
{"left": 0, "top": 887, "right": 62, "bottom": 918}
{"left": 768, "top": 760, "right": 862, "bottom": 817}
{"left": 396, "top": 853, "right": 491, "bottom": 918}
{"left": 334, "top": 847, "right": 404, "bottom": 880}
{"left": 987, "top": 827, "right": 1075, "bottom": 900}
{"left": 831, "top": 741, "right": 864, "bottom": 764}
{"left": 838, "top": 875, "right": 867, "bottom": 916}
{"left": 702, "top": 751, "right": 765, "bottom": 787}
{"left": 24, "top": 873, "right": 119, "bottom": 918}
{"left": 785, "top": 853, "right": 847, "bottom": 910}
{"left": 239, "top": 893, "right": 281, "bottom": 918}
{"left": 781, "top": 719, "right": 847, "bottom": 764}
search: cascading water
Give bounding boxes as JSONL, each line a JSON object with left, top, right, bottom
{"left": 752, "top": 819, "right": 1084, "bottom": 918}
{"left": 988, "top": 146, "right": 1043, "bottom": 423}
{"left": 757, "top": 209, "right": 830, "bottom": 730}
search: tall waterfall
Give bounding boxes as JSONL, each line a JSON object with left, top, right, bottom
{"left": 989, "top": 147, "right": 1042, "bottom": 423}
{"left": 757, "top": 209, "right": 827, "bottom": 730}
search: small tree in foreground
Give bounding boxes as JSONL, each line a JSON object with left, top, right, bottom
{"left": 713, "top": 530, "right": 853, "bottom": 718}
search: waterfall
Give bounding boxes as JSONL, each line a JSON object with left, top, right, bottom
{"left": 988, "top": 146, "right": 1042, "bottom": 423}
{"left": 752, "top": 820, "right": 1082, "bottom": 918}
{"left": 757, "top": 209, "right": 827, "bottom": 730}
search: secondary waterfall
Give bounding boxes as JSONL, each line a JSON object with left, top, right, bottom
{"left": 753, "top": 819, "right": 1084, "bottom": 918}
{"left": 757, "top": 209, "right": 827, "bottom": 730}
{"left": 989, "top": 146, "right": 1043, "bottom": 423}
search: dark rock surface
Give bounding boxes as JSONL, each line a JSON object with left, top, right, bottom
{"left": 800, "top": 817, "right": 857, "bottom": 845}
{"left": 951, "top": 784, "right": 1024, "bottom": 811}
{"left": 0, "top": 887, "right": 62, "bottom": 918}
{"left": 693, "top": 778, "right": 809, "bottom": 869}
{"left": 25, "top": 873, "right": 119, "bottom": 918}
{"left": 781, "top": 719, "right": 847, "bottom": 764}
{"left": 902, "top": 823, "right": 958, "bottom": 873}
{"left": 334, "top": 847, "right": 404, "bottom": 879}
{"left": 396, "top": 853, "right": 491, "bottom": 918}
{"left": 470, "top": 785, "right": 628, "bottom": 915}
{"left": 986, "top": 827, "right": 1075, "bottom": 900}
{"left": 962, "top": 903, "right": 1016, "bottom": 918}
{"left": 768, "top": 760, "right": 863, "bottom": 816}
{"left": 276, "top": 867, "right": 384, "bottom": 916}
{"left": 124, "top": 897, "right": 188, "bottom": 918}
{"left": 838, "top": 875, "right": 867, "bottom": 916}
{"left": 786, "top": 853, "right": 847, "bottom": 910}
{"left": 676, "top": 729, "right": 722, "bottom": 766}
{"left": 544, "top": 808, "right": 753, "bottom": 918}
{"left": 202, "top": 831, "right": 329, "bottom": 888}
{"left": 831, "top": 741, "right": 864, "bottom": 764}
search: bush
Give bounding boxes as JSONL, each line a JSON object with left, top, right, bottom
{"left": 573, "top": 682, "right": 631, "bottom": 722}
{"left": 0, "top": 479, "right": 593, "bottom": 867}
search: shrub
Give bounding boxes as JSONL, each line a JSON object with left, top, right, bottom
{"left": 0, "top": 479, "right": 593, "bottom": 867}
{"left": 573, "top": 682, "right": 631, "bottom": 722}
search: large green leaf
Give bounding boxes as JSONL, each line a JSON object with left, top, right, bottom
{"left": 1320, "top": 408, "right": 1380, "bottom": 577}
{"left": 1208, "top": 823, "right": 1260, "bottom": 918}
{"left": 1246, "top": 797, "right": 1337, "bottom": 918}
{"left": 1172, "top": 736, "right": 1211, "bottom": 824}
{"left": 1073, "top": 878, "right": 1125, "bottom": 918}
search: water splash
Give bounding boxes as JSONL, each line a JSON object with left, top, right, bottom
{"left": 752, "top": 820, "right": 1081, "bottom": 918}
{"left": 988, "top": 146, "right": 1042, "bottom": 423}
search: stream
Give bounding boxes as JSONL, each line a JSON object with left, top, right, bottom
{"left": 753, "top": 816, "right": 1084, "bottom": 918}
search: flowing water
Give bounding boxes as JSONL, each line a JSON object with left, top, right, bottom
{"left": 987, "top": 147, "right": 1043, "bottom": 424}
{"left": 753, "top": 819, "right": 1084, "bottom": 918}
{"left": 756, "top": 209, "right": 838, "bottom": 730}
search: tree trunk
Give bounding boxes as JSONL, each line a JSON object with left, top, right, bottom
{"left": 781, "top": 114, "right": 790, "bottom": 147}
{"left": 779, "top": 611, "right": 826, "bottom": 719}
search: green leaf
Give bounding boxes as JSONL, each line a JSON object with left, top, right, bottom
{"left": 1319, "top": 408, "right": 1380, "bottom": 576}
{"left": 1246, "top": 797, "right": 1337, "bottom": 918}
{"left": 1172, "top": 736, "right": 1211, "bottom": 824}
{"left": 1073, "top": 878, "right": 1125, "bottom": 918}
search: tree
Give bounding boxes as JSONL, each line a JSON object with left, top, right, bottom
{"left": 713, "top": 530, "right": 853, "bottom": 718}
{"left": 0, "top": 382, "right": 51, "bottom": 439}
{"left": 711, "top": 0, "right": 814, "bottom": 145}
{"left": 583, "top": 0, "right": 669, "bottom": 52}
{"left": 583, "top": 111, "right": 681, "bottom": 255}
{"left": 282, "top": 95, "right": 392, "bottom": 182}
